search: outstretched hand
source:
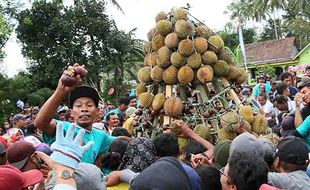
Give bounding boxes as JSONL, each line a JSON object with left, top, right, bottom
{"left": 50, "top": 123, "right": 94, "bottom": 169}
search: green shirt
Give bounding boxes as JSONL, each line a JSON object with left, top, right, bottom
{"left": 297, "top": 116, "right": 310, "bottom": 150}
{"left": 43, "top": 120, "right": 116, "bottom": 164}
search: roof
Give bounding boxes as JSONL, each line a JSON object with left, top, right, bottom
{"left": 293, "top": 42, "right": 310, "bottom": 60}
{"left": 245, "top": 37, "right": 298, "bottom": 65}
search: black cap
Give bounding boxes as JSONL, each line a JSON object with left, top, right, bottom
{"left": 297, "top": 78, "right": 310, "bottom": 90}
{"left": 275, "top": 136, "right": 309, "bottom": 165}
{"left": 68, "top": 86, "right": 100, "bottom": 108}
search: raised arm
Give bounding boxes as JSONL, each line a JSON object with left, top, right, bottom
{"left": 294, "top": 93, "right": 303, "bottom": 128}
{"left": 176, "top": 120, "right": 214, "bottom": 159}
{"left": 34, "top": 66, "right": 81, "bottom": 136}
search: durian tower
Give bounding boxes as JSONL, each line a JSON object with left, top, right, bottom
{"left": 136, "top": 7, "right": 255, "bottom": 142}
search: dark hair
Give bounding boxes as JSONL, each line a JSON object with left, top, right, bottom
{"left": 195, "top": 165, "right": 221, "bottom": 190}
{"left": 106, "top": 112, "right": 116, "bottom": 121}
{"left": 111, "top": 127, "right": 131, "bottom": 137}
{"left": 276, "top": 83, "right": 289, "bottom": 95}
{"left": 280, "top": 161, "right": 307, "bottom": 172}
{"left": 274, "top": 95, "right": 288, "bottom": 104}
{"left": 228, "top": 151, "right": 268, "bottom": 190}
{"left": 280, "top": 72, "right": 291, "bottom": 81}
{"left": 130, "top": 95, "right": 137, "bottom": 99}
{"left": 258, "top": 93, "right": 267, "bottom": 100}
{"left": 153, "top": 133, "right": 180, "bottom": 157}
{"left": 305, "top": 66, "right": 310, "bottom": 71}
{"left": 101, "top": 138, "right": 129, "bottom": 170}
{"left": 119, "top": 96, "right": 131, "bottom": 105}
{"left": 183, "top": 142, "right": 206, "bottom": 163}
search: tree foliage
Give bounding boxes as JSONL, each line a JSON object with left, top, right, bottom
{"left": 15, "top": 0, "right": 143, "bottom": 102}
{"left": 225, "top": 0, "right": 309, "bottom": 48}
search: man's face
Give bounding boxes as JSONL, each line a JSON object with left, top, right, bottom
{"left": 300, "top": 86, "right": 310, "bottom": 105}
{"left": 306, "top": 69, "right": 310, "bottom": 77}
{"left": 107, "top": 114, "right": 120, "bottom": 129}
{"left": 271, "top": 83, "right": 277, "bottom": 90}
{"left": 274, "top": 101, "right": 288, "bottom": 111}
{"left": 257, "top": 95, "right": 267, "bottom": 105}
{"left": 58, "top": 113, "right": 66, "bottom": 121}
{"left": 71, "top": 97, "right": 98, "bottom": 129}
{"left": 220, "top": 165, "right": 234, "bottom": 190}
{"left": 129, "top": 98, "right": 137, "bottom": 108}
{"left": 284, "top": 87, "right": 290, "bottom": 97}
{"left": 283, "top": 77, "right": 292, "bottom": 86}
{"left": 119, "top": 103, "right": 128, "bottom": 112}
{"left": 258, "top": 78, "right": 265, "bottom": 83}
{"left": 17, "top": 119, "right": 26, "bottom": 129}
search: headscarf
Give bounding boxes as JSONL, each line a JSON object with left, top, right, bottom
{"left": 118, "top": 137, "right": 156, "bottom": 173}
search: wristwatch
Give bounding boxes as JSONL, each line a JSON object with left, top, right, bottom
{"left": 60, "top": 170, "right": 75, "bottom": 180}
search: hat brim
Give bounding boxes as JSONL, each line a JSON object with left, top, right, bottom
{"left": 69, "top": 86, "right": 100, "bottom": 108}
{"left": 10, "top": 156, "right": 29, "bottom": 170}
{"left": 22, "top": 169, "right": 43, "bottom": 188}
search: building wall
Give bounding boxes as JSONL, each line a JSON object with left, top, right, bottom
{"left": 299, "top": 47, "right": 310, "bottom": 65}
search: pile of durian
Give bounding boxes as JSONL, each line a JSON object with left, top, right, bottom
{"left": 135, "top": 7, "right": 267, "bottom": 140}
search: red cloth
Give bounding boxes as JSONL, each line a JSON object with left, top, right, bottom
{"left": 0, "top": 136, "right": 8, "bottom": 149}
{"left": 259, "top": 184, "right": 281, "bottom": 190}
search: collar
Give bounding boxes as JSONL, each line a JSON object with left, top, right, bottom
{"left": 74, "top": 123, "right": 92, "bottom": 133}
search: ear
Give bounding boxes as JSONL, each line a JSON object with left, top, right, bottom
{"left": 231, "top": 184, "right": 238, "bottom": 190}
{"left": 273, "top": 157, "right": 280, "bottom": 169}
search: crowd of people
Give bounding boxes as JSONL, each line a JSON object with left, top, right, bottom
{"left": 0, "top": 65, "right": 310, "bottom": 190}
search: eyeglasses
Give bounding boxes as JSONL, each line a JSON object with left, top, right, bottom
{"left": 219, "top": 167, "right": 233, "bottom": 184}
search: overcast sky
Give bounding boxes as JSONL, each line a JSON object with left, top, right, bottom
{"left": 2, "top": 0, "right": 232, "bottom": 77}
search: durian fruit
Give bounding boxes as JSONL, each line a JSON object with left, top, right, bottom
{"left": 252, "top": 114, "right": 267, "bottom": 134}
{"left": 178, "top": 66, "right": 194, "bottom": 85}
{"left": 218, "top": 49, "right": 236, "bottom": 65}
{"left": 143, "top": 42, "right": 152, "bottom": 55}
{"left": 152, "top": 93, "right": 166, "bottom": 111}
{"left": 156, "top": 20, "right": 172, "bottom": 37}
{"left": 164, "top": 97, "right": 184, "bottom": 117}
{"left": 163, "top": 65, "right": 178, "bottom": 85}
{"left": 152, "top": 34, "right": 165, "bottom": 51}
{"left": 235, "top": 68, "right": 248, "bottom": 85}
{"left": 135, "top": 82, "right": 147, "bottom": 96}
{"left": 144, "top": 54, "right": 150, "bottom": 66}
{"left": 170, "top": 120, "right": 181, "bottom": 135}
{"left": 197, "top": 65, "right": 213, "bottom": 83}
{"left": 147, "top": 28, "right": 158, "bottom": 42}
{"left": 195, "top": 25, "right": 215, "bottom": 39}
{"left": 226, "top": 65, "right": 242, "bottom": 80}
{"left": 155, "top": 11, "right": 167, "bottom": 23}
{"left": 193, "top": 124, "right": 212, "bottom": 141}
{"left": 242, "top": 120, "right": 252, "bottom": 132}
{"left": 239, "top": 105, "right": 255, "bottom": 124}
{"left": 172, "top": 8, "right": 188, "bottom": 20}
{"left": 150, "top": 66, "right": 164, "bottom": 82}
{"left": 220, "top": 112, "right": 240, "bottom": 132}
{"left": 148, "top": 52, "right": 157, "bottom": 67}
{"left": 144, "top": 53, "right": 156, "bottom": 67}
{"left": 218, "top": 128, "right": 236, "bottom": 141}
{"left": 202, "top": 51, "right": 218, "bottom": 65}
{"left": 186, "top": 53, "right": 202, "bottom": 69}
{"left": 171, "top": 52, "right": 186, "bottom": 68}
{"left": 178, "top": 39, "right": 194, "bottom": 57}
{"left": 137, "top": 67, "right": 152, "bottom": 83}
{"left": 156, "top": 46, "right": 172, "bottom": 69}
{"left": 165, "top": 33, "right": 179, "bottom": 49}
{"left": 213, "top": 60, "right": 229, "bottom": 76}
{"left": 175, "top": 20, "right": 195, "bottom": 39}
{"left": 208, "top": 35, "right": 224, "bottom": 53}
{"left": 194, "top": 37, "right": 208, "bottom": 54}
{"left": 139, "top": 92, "right": 154, "bottom": 108}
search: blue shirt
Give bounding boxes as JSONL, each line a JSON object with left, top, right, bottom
{"left": 43, "top": 120, "right": 116, "bottom": 164}
{"left": 181, "top": 162, "right": 202, "bottom": 190}
{"left": 296, "top": 116, "right": 310, "bottom": 150}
